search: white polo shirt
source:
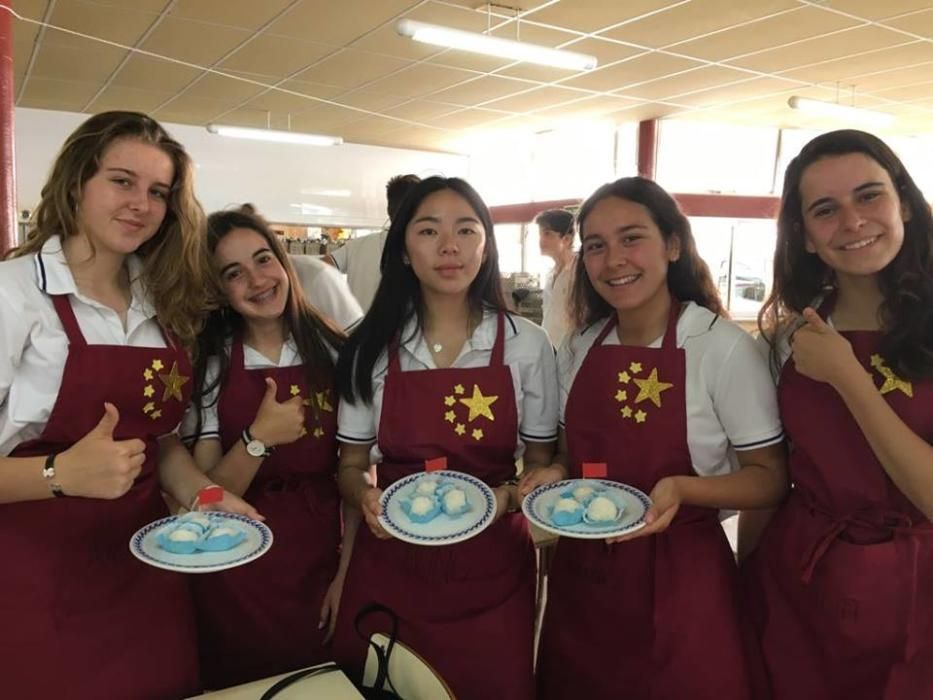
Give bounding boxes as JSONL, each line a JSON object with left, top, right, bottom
{"left": 329, "top": 231, "right": 386, "bottom": 312}
{"left": 557, "top": 302, "right": 784, "bottom": 478}
{"left": 0, "top": 236, "right": 170, "bottom": 456}
{"left": 541, "top": 259, "right": 575, "bottom": 349}
{"left": 289, "top": 254, "right": 363, "bottom": 332}
{"left": 338, "top": 309, "right": 560, "bottom": 462}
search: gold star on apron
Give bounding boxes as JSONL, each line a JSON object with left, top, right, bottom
{"left": 455, "top": 423, "right": 466, "bottom": 435}
{"left": 158, "top": 361, "right": 190, "bottom": 402}
{"left": 618, "top": 371, "right": 631, "bottom": 384}
{"left": 629, "top": 361, "right": 642, "bottom": 374}
{"left": 445, "top": 410, "right": 456, "bottom": 423}
{"left": 315, "top": 391, "right": 334, "bottom": 412}
{"left": 143, "top": 369, "right": 153, "bottom": 381}
{"left": 615, "top": 390, "right": 627, "bottom": 402}
{"left": 472, "top": 428, "right": 484, "bottom": 441}
{"left": 634, "top": 410, "right": 647, "bottom": 423}
{"left": 290, "top": 384, "right": 301, "bottom": 396}
{"left": 459, "top": 384, "right": 499, "bottom": 422}
{"left": 454, "top": 384, "right": 465, "bottom": 395}
{"left": 871, "top": 354, "right": 913, "bottom": 398}
{"left": 633, "top": 368, "right": 674, "bottom": 408}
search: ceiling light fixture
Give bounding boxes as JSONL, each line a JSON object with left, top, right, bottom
{"left": 396, "top": 18, "right": 597, "bottom": 71}
{"left": 206, "top": 124, "right": 342, "bottom": 146}
{"left": 787, "top": 96, "right": 894, "bottom": 128}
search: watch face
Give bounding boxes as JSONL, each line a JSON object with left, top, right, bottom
{"left": 246, "top": 440, "right": 266, "bottom": 458}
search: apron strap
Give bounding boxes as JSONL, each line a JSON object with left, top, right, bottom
{"left": 591, "top": 298, "right": 682, "bottom": 350}
{"left": 50, "top": 295, "right": 87, "bottom": 347}
{"left": 229, "top": 334, "right": 246, "bottom": 371}
{"left": 490, "top": 312, "right": 506, "bottom": 367}
{"left": 387, "top": 336, "right": 402, "bottom": 375}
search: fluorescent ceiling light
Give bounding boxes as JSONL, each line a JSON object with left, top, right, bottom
{"left": 787, "top": 97, "right": 895, "bottom": 128}
{"left": 206, "top": 124, "right": 342, "bottom": 146}
{"left": 396, "top": 19, "right": 597, "bottom": 71}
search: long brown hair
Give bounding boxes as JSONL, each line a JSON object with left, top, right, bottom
{"left": 189, "top": 208, "right": 345, "bottom": 438}
{"left": 759, "top": 129, "right": 933, "bottom": 380}
{"left": 570, "top": 177, "right": 724, "bottom": 328}
{"left": 10, "top": 110, "right": 214, "bottom": 351}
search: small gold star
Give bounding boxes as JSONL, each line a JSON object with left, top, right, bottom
{"left": 143, "top": 385, "right": 155, "bottom": 398}
{"left": 633, "top": 368, "right": 674, "bottom": 408}
{"left": 150, "top": 409, "right": 163, "bottom": 420}
{"left": 618, "top": 371, "right": 630, "bottom": 384}
{"left": 316, "top": 391, "right": 333, "bottom": 412}
{"left": 290, "top": 384, "right": 301, "bottom": 396}
{"left": 870, "top": 354, "right": 884, "bottom": 369}
{"left": 151, "top": 359, "right": 164, "bottom": 371}
{"left": 472, "top": 428, "right": 484, "bottom": 441}
{"left": 621, "top": 406, "right": 633, "bottom": 418}
{"left": 635, "top": 410, "right": 647, "bottom": 423}
{"left": 615, "top": 390, "right": 627, "bottom": 402}
{"left": 143, "top": 402, "right": 155, "bottom": 414}
{"left": 455, "top": 423, "right": 466, "bottom": 435}
{"left": 143, "top": 369, "right": 153, "bottom": 381}
{"left": 459, "top": 384, "right": 499, "bottom": 422}
{"left": 454, "top": 384, "right": 465, "bottom": 395}
{"left": 158, "top": 361, "right": 190, "bottom": 402}
{"left": 629, "top": 361, "right": 643, "bottom": 374}
{"left": 313, "top": 427, "right": 325, "bottom": 439}
{"left": 879, "top": 371, "right": 913, "bottom": 398}
{"left": 445, "top": 410, "right": 456, "bottom": 423}
{"left": 444, "top": 395, "right": 456, "bottom": 407}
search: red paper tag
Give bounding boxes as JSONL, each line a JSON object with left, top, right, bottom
{"left": 582, "top": 462, "right": 607, "bottom": 479}
{"left": 425, "top": 457, "right": 447, "bottom": 473}
{"left": 196, "top": 484, "right": 224, "bottom": 507}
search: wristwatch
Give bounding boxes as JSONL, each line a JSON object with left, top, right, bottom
{"left": 241, "top": 428, "right": 273, "bottom": 458}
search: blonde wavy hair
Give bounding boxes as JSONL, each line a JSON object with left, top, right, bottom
{"left": 10, "top": 110, "right": 217, "bottom": 352}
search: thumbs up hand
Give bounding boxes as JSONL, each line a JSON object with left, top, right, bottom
{"left": 57, "top": 403, "right": 148, "bottom": 499}
{"left": 790, "top": 307, "right": 860, "bottom": 388}
{"left": 248, "top": 377, "right": 307, "bottom": 449}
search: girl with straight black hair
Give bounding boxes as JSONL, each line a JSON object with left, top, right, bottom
{"left": 332, "top": 176, "right": 559, "bottom": 700}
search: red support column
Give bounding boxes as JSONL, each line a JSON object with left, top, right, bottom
{"left": 637, "top": 119, "right": 658, "bottom": 181}
{"left": 0, "top": 0, "right": 15, "bottom": 255}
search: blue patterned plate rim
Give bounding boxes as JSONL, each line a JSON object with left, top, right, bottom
{"left": 378, "top": 469, "right": 496, "bottom": 546}
{"left": 129, "top": 513, "right": 273, "bottom": 573}
{"left": 522, "top": 479, "right": 651, "bottom": 540}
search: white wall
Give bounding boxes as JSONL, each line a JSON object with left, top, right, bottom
{"left": 14, "top": 107, "right": 469, "bottom": 228}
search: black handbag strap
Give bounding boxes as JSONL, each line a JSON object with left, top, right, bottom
{"left": 354, "top": 602, "right": 401, "bottom": 695}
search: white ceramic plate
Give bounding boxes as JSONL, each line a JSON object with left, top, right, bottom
{"left": 129, "top": 513, "right": 273, "bottom": 573}
{"left": 378, "top": 470, "right": 496, "bottom": 546}
{"left": 522, "top": 479, "right": 651, "bottom": 540}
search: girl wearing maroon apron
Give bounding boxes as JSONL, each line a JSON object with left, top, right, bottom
{"left": 0, "top": 112, "right": 257, "bottom": 699}
{"left": 744, "top": 130, "right": 933, "bottom": 699}
{"left": 185, "top": 208, "right": 347, "bottom": 689}
{"left": 523, "top": 177, "right": 787, "bottom": 700}
{"left": 332, "top": 178, "right": 558, "bottom": 700}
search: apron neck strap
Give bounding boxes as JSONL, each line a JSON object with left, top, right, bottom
{"left": 490, "top": 311, "right": 506, "bottom": 367}
{"left": 230, "top": 333, "right": 246, "bottom": 370}
{"left": 50, "top": 295, "right": 87, "bottom": 347}
{"left": 591, "top": 299, "right": 681, "bottom": 350}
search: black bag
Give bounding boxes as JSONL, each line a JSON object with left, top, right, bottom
{"left": 258, "top": 603, "right": 401, "bottom": 699}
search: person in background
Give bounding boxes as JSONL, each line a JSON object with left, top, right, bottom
{"left": 522, "top": 177, "right": 787, "bottom": 700}
{"left": 742, "top": 129, "right": 933, "bottom": 699}
{"left": 332, "top": 176, "right": 558, "bottom": 700}
{"left": 0, "top": 110, "right": 258, "bottom": 700}
{"left": 326, "top": 174, "right": 421, "bottom": 311}
{"left": 182, "top": 207, "right": 357, "bottom": 689}
{"left": 536, "top": 208, "right": 577, "bottom": 347}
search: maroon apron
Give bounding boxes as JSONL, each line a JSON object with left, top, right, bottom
{"left": 332, "top": 312, "right": 536, "bottom": 700}
{"left": 192, "top": 336, "right": 340, "bottom": 689}
{"left": 538, "top": 303, "right": 757, "bottom": 700}
{"left": 745, "top": 298, "right": 933, "bottom": 700}
{"left": 0, "top": 294, "right": 199, "bottom": 700}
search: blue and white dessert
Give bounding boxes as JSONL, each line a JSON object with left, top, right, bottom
{"left": 550, "top": 497, "right": 584, "bottom": 527}
{"left": 440, "top": 486, "right": 470, "bottom": 517}
{"left": 197, "top": 524, "right": 246, "bottom": 552}
{"left": 583, "top": 495, "right": 622, "bottom": 525}
{"left": 401, "top": 494, "right": 442, "bottom": 524}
